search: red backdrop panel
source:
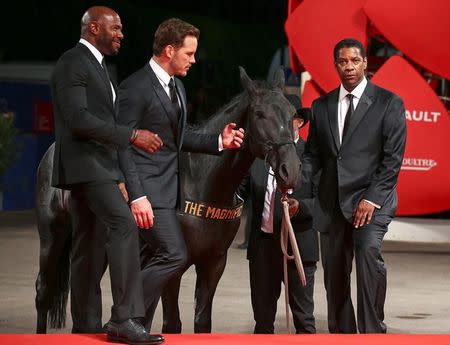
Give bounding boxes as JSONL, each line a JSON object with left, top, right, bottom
{"left": 299, "top": 80, "right": 323, "bottom": 140}
{"left": 285, "top": 0, "right": 367, "bottom": 92}
{"left": 371, "top": 56, "right": 450, "bottom": 215}
{"left": 287, "top": 0, "right": 304, "bottom": 74}
{"left": 364, "top": 0, "right": 450, "bottom": 80}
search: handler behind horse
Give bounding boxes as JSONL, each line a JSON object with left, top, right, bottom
{"left": 238, "top": 94, "right": 319, "bottom": 334}
{"left": 51, "top": 5, "right": 165, "bottom": 344}
{"left": 117, "top": 18, "right": 244, "bottom": 331}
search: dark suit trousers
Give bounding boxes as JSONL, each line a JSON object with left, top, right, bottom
{"left": 139, "top": 208, "right": 188, "bottom": 331}
{"left": 70, "top": 181, "right": 145, "bottom": 331}
{"left": 249, "top": 232, "right": 316, "bottom": 334}
{"left": 320, "top": 203, "right": 390, "bottom": 334}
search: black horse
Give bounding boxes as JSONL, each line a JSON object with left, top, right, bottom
{"left": 35, "top": 143, "right": 71, "bottom": 333}
{"left": 34, "top": 67, "right": 300, "bottom": 334}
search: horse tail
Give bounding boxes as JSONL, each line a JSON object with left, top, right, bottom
{"left": 47, "top": 233, "right": 71, "bottom": 329}
{"left": 35, "top": 142, "right": 72, "bottom": 330}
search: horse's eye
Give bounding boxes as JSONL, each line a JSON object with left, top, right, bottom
{"left": 255, "top": 111, "right": 265, "bottom": 119}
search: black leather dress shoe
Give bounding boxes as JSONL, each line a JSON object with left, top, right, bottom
{"left": 102, "top": 321, "right": 110, "bottom": 333}
{"left": 106, "top": 318, "right": 164, "bottom": 345}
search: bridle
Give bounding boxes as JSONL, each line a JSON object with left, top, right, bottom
{"left": 263, "top": 139, "right": 295, "bottom": 177}
{"left": 242, "top": 98, "right": 297, "bottom": 176}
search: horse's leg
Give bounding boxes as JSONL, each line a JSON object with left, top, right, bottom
{"left": 35, "top": 215, "right": 71, "bottom": 333}
{"left": 193, "top": 255, "right": 228, "bottom": 333}
{"left": 161, "top": 273, "right": 184, "bottom": 333}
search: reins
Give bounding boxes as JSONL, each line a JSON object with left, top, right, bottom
{"left": 280, "top": 193, "right": 306, "bottom": 334}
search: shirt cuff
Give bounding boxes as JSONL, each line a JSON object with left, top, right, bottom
{"left": 218, "top": 135, "right": 224, "bottom": 152}
{"left": 363, "top": 199, "right": 381, "bottom": 209}
{"left": 130, "top": 196, "right": 147, "bottom": 204}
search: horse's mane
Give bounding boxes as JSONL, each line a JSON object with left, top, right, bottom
{"left": 182, "top": 80, "right": 274, "bottom": 183}
{"left": 189, "top": 80, "right": 274, "bottom": 134}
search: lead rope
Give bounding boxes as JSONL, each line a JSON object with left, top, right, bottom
{"left": 280, "top": 193, "right": 306, "bottom": 334}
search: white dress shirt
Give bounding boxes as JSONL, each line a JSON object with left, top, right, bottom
{"left": 260, "top": 139, "right": 298, "bottom": 233}
{"left": 337, "top": 77, "right": 367, "bottom": 144}
{"left": 149, "top": 58, "right": 175, "bottom": 101}
{"left": 260, "top": 167, "right": 277, "bottom": 234}
{"left": 79, "top": 38, "right": 116, "bottom": 103}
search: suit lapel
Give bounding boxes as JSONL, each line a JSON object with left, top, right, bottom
{"left": 327, "top": 88, "right": 340, "bottom": 151}
{"left": 342, "top": 81, "right": 374, "bottom": 145}
{"left": 77, "top": 43, "right": 114, "bottom": 107}
{"left": 255, "top": 159, "right": 270, "bottom": 194}
{"left": 111, "top": 79, "right": 119, "bottom": 117}
{"left": 144, "top": 64, "right": 179, "bottom": 130}
{"left": 295, "top": 139, "right": 304, "bottom": 158}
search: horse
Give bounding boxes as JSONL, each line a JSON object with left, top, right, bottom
{"left": 35, "top": 143, "right": 71, "bottom": 333}
{"left": 34, "top": 67, "right": 300, "bottom": 334}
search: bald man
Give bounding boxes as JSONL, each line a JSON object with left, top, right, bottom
{"left": 51, "top": 6, "right": 163, "bottom": 344}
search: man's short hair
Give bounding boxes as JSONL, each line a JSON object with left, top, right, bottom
{"left": 333, "top": 38, "right": 367, "bottom": 61}
{"left": 153, "top": 18, "right": 200, "bottom": 56}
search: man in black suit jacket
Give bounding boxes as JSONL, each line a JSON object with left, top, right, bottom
{"left": 51, "top": 6, "right": 164, "bottom": 344}
{"left": 117, "top": 18, "right": 244, "bottom": 330}
{"left": 302, "top": 38, "right": 406, "bottom": 333}
{"left": 238, "top": 95, "right": 319, "bottom": 334}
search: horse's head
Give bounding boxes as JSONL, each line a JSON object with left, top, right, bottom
{"left": 239, "top": 67, "right": 301, "bottom": 192}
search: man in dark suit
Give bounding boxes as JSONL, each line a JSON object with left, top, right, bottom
{"left": 238, "top": 95, "right": 319, "bottom": 334}
{"left": 51, "top": 6, "right": 165, "bottom": 344}
{"left": 302, "top": 38, "right": 406, "bottom": 333}
{"left": 117, "top": 18, "right": 244, "bottom": 330}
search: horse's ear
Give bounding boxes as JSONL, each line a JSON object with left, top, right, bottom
{"left": 272, "top": 67, "right": 285, "bottom": 90}
{"left": 239, "top": 66, "right": 257, "bottom": 95}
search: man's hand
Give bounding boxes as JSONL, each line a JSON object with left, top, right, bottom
{"left": 118, "top": 182, "right": 129, "bottom": 203}
{"left": 133, "top": 129, "right": 163, "bottom": 153}
{"left": 221, "top": 122, "right": 245, "bottom": 149}
{"left": 287, "top": 198, "right": 300, "bottom": 218}
{"left": 353, "top": 199, "right": 375, "bottom": 228}
{"left": 130, "top": 198, "right": 154, "bottom": 229}
{"left": 281, "top": 195, "right": 300, "bottom": 218}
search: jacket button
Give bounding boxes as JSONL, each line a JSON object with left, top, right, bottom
{"left": 337, "top": 156, "right": 342, "bottom": 160}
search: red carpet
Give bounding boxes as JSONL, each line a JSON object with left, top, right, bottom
{"left": 1, "top": 334, "right": 450, "bottom": 345}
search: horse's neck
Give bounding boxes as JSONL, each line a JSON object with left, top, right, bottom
{"left": 202, "top": 149, "right": 254, "bottom": 205}
{"left": 197, "top": 93, "right": 247, "bottom": 134}
{"left": 183, "top": 95, "right": 254, "bottom": 205}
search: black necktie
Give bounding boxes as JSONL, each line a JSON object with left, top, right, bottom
{"left": 343, "top": 93, "right": 354, "bottom": 139}
{"left": 168, "top": 78, "right": 181, "bottom": 117}
{"left": 101, "top": 58, "right": 110, "bottom": 81}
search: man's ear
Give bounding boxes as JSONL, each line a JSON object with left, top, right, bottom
{"left": 89, "top": 22, "right": 100, "bottom": 35}
{"left": 164, "top": 45, "right": 174, "bottom": 59}
{"left": 293, "top": 118, "right": 303, "bottom": 130}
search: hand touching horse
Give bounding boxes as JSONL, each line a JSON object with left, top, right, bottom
{"left": 34, "top": 67, "right": 300, "bottom": 333}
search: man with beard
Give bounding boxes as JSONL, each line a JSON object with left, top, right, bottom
{"left": 118, "top": 18, "right": 244, "bottom": 330}
{"left": 51, "top": 6, "right": 164, "bottom": 344}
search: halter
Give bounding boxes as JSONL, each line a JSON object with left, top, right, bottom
{"left": 241, "top": 96, "right": 297, "bottom": 176}
{"left": 262, "top": 139, "right": 296, "bottom": 177}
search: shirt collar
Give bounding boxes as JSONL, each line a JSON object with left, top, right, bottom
{"left": 339, "top": 76, "right": 367, "bottom": 101}
{"left": 79, "top": 38, "right": 103, "bottom": 65}
{"left": 149, "top": 57, "right": 172, "bottom": 87}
